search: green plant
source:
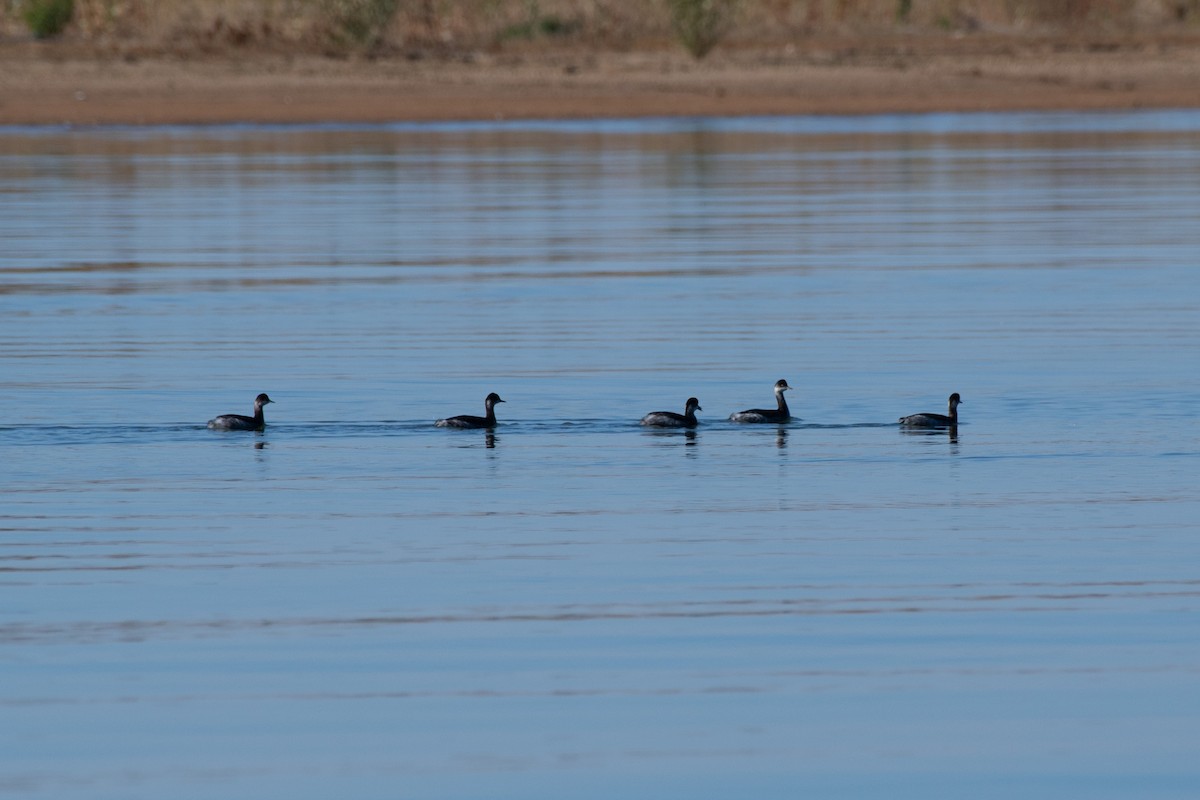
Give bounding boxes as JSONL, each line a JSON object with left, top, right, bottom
{"left": 667, "top": 0, "right": 736, "bottom": 59}
{"left": 501, "top": 14, "right": 577, "bottom": 39}
{"left": 320, "top": 0, "right": 399, "bottom": 47}
{"left": 22, "top": 0, "right": 74, "bottom": 39}
{"left": 499, "top": 0, "right": 578, "bottom": 41}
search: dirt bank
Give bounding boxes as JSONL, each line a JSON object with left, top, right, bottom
{"left": 2, "top": 33, "right": 1199, "bottom": 125}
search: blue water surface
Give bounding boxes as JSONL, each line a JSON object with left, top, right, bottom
{"left": 2, "top": 111, "right": 1199, "bottom": 799}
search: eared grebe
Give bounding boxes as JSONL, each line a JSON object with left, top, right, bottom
{"left": 641, "top": 397, "right": 701, "bottom": 428}
{"left": 899, "top": 393, "right": 961, "bottom": 428}
{"left": 207, "top": 393, "right": 273, "bottom": 431}
{"left": 435, "top": 392, "right": 505, "bottom": 429}
{"left": 729, "top": 379, "right": 793, "bottom": 423}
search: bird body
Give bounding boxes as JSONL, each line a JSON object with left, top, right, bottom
{"left": 208, "top": 393, "right": 273, "bottom": 431}
{"left": 641, "top": 397, "right": 701, "bottom": 428}
{"left": 729, "top": 379, "right": 792, "bottom": 423}
{"left": 436, "top": 392, "right": 505, "bottom": 429}
{"left": 899, "top": 393, "right": 962, "bottom": 428}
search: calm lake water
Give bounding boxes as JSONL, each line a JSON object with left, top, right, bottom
{"left": 2, "top": 111, "right": 1199, "bottom": 798}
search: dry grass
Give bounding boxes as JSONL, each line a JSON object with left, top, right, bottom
{"left": 2, "top": 0, "right": 1198, "bottom": 56}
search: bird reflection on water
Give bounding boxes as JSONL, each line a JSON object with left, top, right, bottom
{"left": 900, "top": 424, "right": 959, "bottom": 446}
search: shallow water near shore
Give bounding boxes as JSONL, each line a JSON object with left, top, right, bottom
{"left": 2, "top": 111, "right": 1199, "bottom": 798}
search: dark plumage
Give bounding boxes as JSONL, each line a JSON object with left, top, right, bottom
{"left": 899, "top": 393, "right": 962, "bottom": 428}
{"left": 641, "top": 397, "right": 702, "bottom": 428}
{"left": 729, "top": 379, "right": 792, "bottom": 423}
{"left": 436, "top": 392, "right": 505, "bottom": 429}
{"left": 208, "top": 393, "right": 273, "bottom": 431}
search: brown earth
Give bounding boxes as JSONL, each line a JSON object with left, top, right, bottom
{"left": 2, "top": 34, "right": 1199, "bottom": 125}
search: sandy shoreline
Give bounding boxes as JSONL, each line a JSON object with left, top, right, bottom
{"left": 3, "top": 36, "right": 1199, "bottom": 125}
